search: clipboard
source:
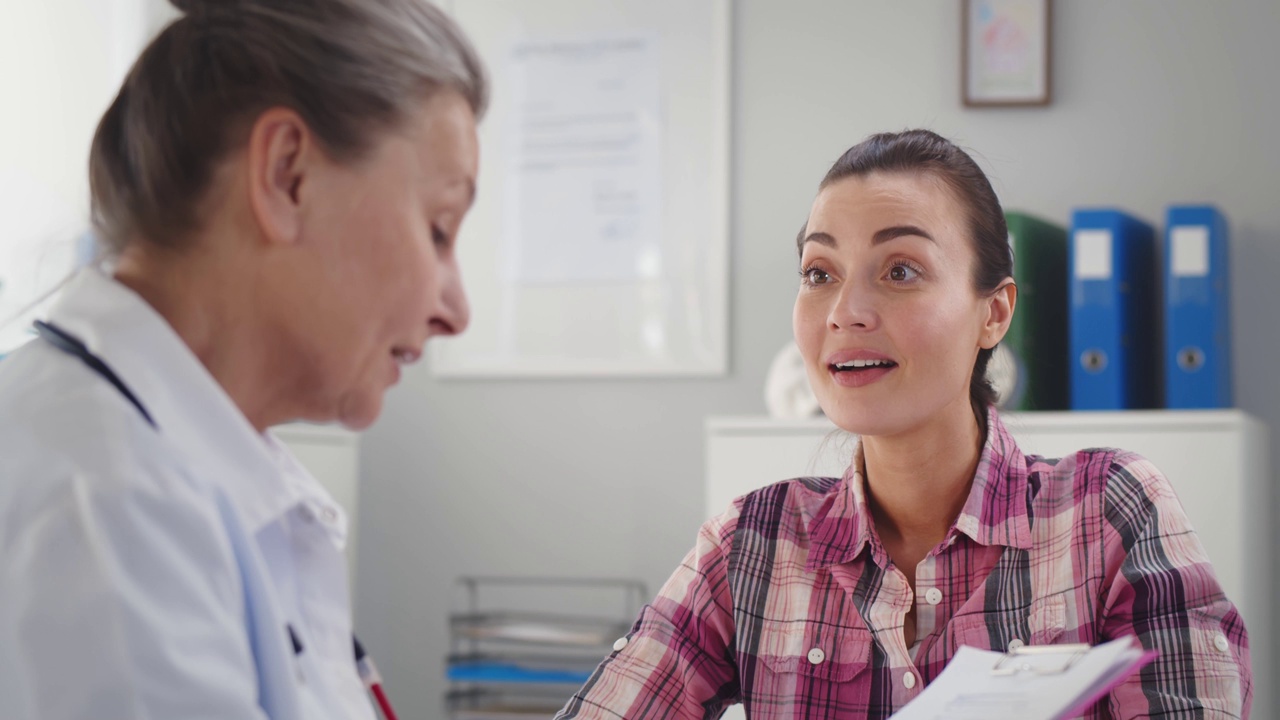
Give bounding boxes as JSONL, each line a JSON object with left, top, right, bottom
{"left": 988, "top": 642, "right": 1090, "bottom": 676}
{"left": 891, "top": 636, "right": 1157, "bottom": 720}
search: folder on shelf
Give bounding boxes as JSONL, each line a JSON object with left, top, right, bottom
{"left": 447, "top": 686, "right": 583, "bottom": 720}
{"left": 997, "top": 212, "right": 1069, "bottom": 411}
{"left": 891, "top": 636, "right": 1157, "bottom": 720}
{"left": 1164, "top": 205, "right": 1232, "bottom": 409}
{"left": 1069, "top": 209, "right": 1160, "bottom": 410}
{"left": 450, "top": 612, "right": 630, "bottom": 648}
{"left": 445, "top": 662, "right": 593, "bottom": 685}
{"left": 446, "top": 650, "right": 603, "bottom": 685}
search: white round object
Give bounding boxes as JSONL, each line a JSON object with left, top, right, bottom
{"left": 988, "top": 344, "right": 1024, "bottom": 409}
{"left": 1007, "top": 638, "right": 1025, "bottom": 652}
{"left": 924, "top": 588, "right": 943, "bottom": 606}
{"left": 806, "top": 647, "right": 825, "bottom": 665}
{"left": 613, "top": 636, "right": 629, "bottom": 652}
{"left": 903, "top": 671, "right": 916, "bottom": 689}
{"left": 1214, "top": 634, "right": 1230, "bottom": 654}
{"left": 764, "top": 342, "right": 822, "bottom": 419}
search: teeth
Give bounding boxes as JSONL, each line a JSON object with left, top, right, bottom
{"left": 835, "top": 359, "right": 891, "bottom": 369}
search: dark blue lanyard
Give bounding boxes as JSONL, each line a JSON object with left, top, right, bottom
{"left": 33, "top": 320, "right": 156, "bottom": 427}
{"left": 32, "top": 319, "right": 369, "bottom": 668}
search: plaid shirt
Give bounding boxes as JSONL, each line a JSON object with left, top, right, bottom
{"left": 557, "top": 410, "right": 1252, "bottom": 719}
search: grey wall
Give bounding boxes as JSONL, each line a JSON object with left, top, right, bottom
{"left": 354, "top": 2, "right": 1280, "bottom": 717}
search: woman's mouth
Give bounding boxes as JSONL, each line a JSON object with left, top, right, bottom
{"left": 828, "top": 358, "right": 898, "bottom": 387}
{"left": 391, "top": 347, "right": 421, "bottom": 366}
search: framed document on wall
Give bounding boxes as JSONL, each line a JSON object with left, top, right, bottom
{"left": 962, "top": 0, "right": 1052, "bottom": 107}
{"left": 430, "top": 0, "right": 730, "bottom": 377}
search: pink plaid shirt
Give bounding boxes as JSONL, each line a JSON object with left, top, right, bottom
{"left": 557, "top": 410, "right": 1251, "bottom": 719}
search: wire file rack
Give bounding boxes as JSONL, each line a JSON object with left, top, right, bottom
{"left": 444, "top": 576, "right": 648, "bottom": 720}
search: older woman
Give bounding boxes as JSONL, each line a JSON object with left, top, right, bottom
{"left": 556, "top": 130, "right": 1251, "bottom": 719}
{"left": 0, "top": 0, "right": 485, "bottom": 718}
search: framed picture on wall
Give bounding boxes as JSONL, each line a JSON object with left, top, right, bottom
{"left": 962, "top": 0, "right": 1052, "bottom": 107}
{"left": 430, "top": 0, "right": 731, "bottom": 378}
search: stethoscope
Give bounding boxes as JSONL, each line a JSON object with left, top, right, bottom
{"left": 33, "top": 320, "right": 400, "bottom": 720}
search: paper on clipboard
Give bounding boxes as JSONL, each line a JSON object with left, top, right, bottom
{"left": 890, "top": 636, "right": 1157, "bottom": 720}
{"left": 502, "top": 33, "right": 663, "bottom": 285}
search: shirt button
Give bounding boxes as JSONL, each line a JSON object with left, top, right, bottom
{"left": 613, "top": 637, "right": 629, "bottom": 652}
{"left": 807, "top": 648, "right": 825, "bottom": 665}
{"left": 924, "top": 588, "right": 943, "bottom": 606}
{"left": 1213, "top": 634, "right": 1230, "bottom": 654}
{"left": 1008, "top": 638, "right": 1025, "bottom": 652}
{"left": 903, "top": 671, "right": 917, "bottom": 689}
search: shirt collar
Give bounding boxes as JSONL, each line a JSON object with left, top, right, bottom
{"left": 805, "top": 407, "right": 1032, "bottom": 572}
{"left": 952, "top": 408, "right": 1033, "bottom": 550}
{"left": 263, "top": 431, "right": 350, "bottom": 550}
{"left": 804, "top": 456, "right": 873, "bottom": 572}
{"left": 46, "top": 268, "right": 317, "bottom": 536}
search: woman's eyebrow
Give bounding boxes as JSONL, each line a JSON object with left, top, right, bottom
{"left": 872, "top": 225, "right": 935, "bottom": 245}
{"left": 800, "top": 231, "right": 838, "bottom": 248}
{"left": 798, "top": 225, "right": 935, "bottom": 253}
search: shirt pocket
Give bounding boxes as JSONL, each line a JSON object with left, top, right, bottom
{"left": 746, "top": 620, "right": 873, "bottom": 717}
{"left": 1182, "top": 609, "right": 1246, "bottom": 687}
{"left": 948, "top": 593, "right": 1068, "bottom": 653}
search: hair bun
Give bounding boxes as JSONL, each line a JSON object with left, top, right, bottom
{"left": 169, "top": 0, "right": 237, "bottom": 14}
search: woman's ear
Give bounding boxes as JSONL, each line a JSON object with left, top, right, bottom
{"left": 980, "top": 278, "right": 1017, "bottom": 349}
{"left": 245, "top": 107, "right": 314, "bottom": 246}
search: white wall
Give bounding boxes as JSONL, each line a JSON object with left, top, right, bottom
{"left": 354, "top": 2, "right": 1280, "bottom": 718}
{"left": 0, "top": 0, "right": 172, "bottom": 352}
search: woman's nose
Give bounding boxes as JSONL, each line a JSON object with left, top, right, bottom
{"left": 432, "top": 262, "right": 470, "bottom": 336}
{"left": 827, "top": 283, "right": 878, "bottom": 331}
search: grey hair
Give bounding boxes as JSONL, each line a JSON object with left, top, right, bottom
{"left": 89, "top": 0, "right": 488, "bottom": 254}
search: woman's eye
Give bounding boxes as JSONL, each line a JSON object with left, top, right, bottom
{"left": 802, "top": 267, "right": 831, "bottom": 285}
{"left": 888, "top": 263, "right": 920, "bottom": 282}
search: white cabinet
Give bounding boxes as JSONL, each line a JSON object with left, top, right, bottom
{"left": 706, "top": 410, "right": 1270, "bottom": 719}
{"left": 275, "top": 423, "right": 361, "bottom": 581}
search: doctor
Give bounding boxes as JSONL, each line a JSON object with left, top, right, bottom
{"left": 0, "top": 0, "right": 485, "bottom": 718}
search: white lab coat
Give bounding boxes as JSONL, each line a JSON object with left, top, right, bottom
{"left": 0, "top": 269, "right": 376, "bottom": 720}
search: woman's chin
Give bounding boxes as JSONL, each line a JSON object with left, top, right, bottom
{"left": 822, "top": 404, "right": 915, "bottom": 439}
{"left": 336, "top": 392, "right": 384, "bottom": 431}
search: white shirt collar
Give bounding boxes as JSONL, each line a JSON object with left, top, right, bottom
{"left": 46, "top": 267, "right": 344, "bottom": 544}
{"left": 263, "top": 431, "right": 350, "bottom": 549}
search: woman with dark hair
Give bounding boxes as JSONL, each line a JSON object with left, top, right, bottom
{"left": 556, "top": 130, "right": 1251, "bottom": 719}
{"left": 0, "top": 0, "right": 485, "bottom": 717}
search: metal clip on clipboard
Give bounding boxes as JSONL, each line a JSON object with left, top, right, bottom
{"left": 989, "top": 643, "right": 1091, "bottom": 676}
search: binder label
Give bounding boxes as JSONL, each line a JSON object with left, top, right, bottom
{"left": 1074, "top": 230, "right": 1112, "bottom": 280}
{"left": 1172, "top": 225, "right": 1210, "bottom": 277}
